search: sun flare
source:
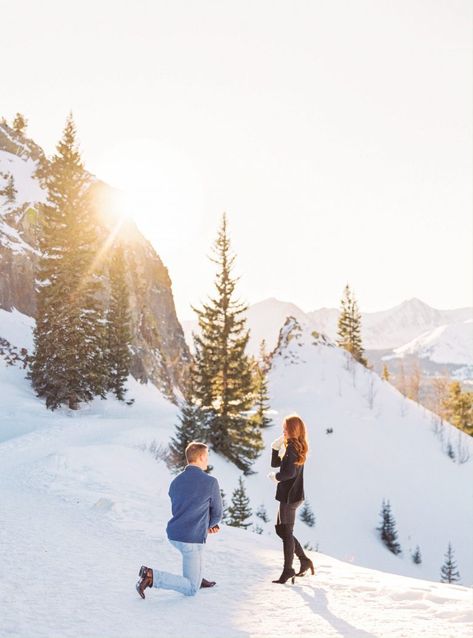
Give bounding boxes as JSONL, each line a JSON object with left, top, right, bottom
{"left": 93, "top": 139, "right": 205, "bottom": 251}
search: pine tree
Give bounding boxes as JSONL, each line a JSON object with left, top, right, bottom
{"left": 336, "top": 284, "right": 367, "bottom": 366}
{"left": 299, "top": 501, "right": 316, "bottom": 527}
{"left": 440, "top": 543, "right": 460, "bottom": 583}
{"left": 382, "top": 364, "right": 390, "bottom": 381}
{"left": 412, "top": 545, "right": 422, "bottom": 564}
{"left": 256, "top": 503, "right": 269, "bottom": 523}
{"left": 168, "top": 401, "right": 206, "bottom": 473}
{"left": 106, "top": 242, "right": 132, "bottom": 400}
{"left": 192, "top": 213, "right": 263, "bottom": 473}
{"left": 31, "top": 114, "right": 107, "bottom": 409}
{"left": 377, "top": 499, "right": 402, "bottom": 555}
{"left": 168, "top": 369, "right": 206, "bottom": 472}
{"left": 251, "top": 350, "right": 273, "bottom": 429}
{"left": 1, "top": 174, "right": 17, "bottom": 203}
{"left": 227, "top": 476, "right": 252, "bottom": 529}
{"left": 442, "top": 381, "right": 473, "bottom": 436}
{"left": 12, "top": 112, "right": 27, "bottom": 136}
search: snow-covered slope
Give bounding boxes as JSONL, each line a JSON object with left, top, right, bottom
{"left": 389, "top": 320, "right": 473, "bottom": 366}
{"left": 0, "top": 149, "right": 46, "bottom": 207}
{"left": 235, "top": 318, "right": 473, "bottom": 586}
{"left": 0, "top": 358, "right": 471, "bottom": 638}
{"left": 2, "top": 309, "right": 472, "bottom": 584}
{"left": 0, "top": 307, "right": 34, "bottom": 351}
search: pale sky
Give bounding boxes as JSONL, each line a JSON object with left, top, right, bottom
{"left": 2, "top": 0, "right": 472, "bottom": 322}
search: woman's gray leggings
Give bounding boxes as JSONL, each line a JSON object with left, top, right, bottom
{"left": 277, "top": 500, "right": 304, "bottom": 525}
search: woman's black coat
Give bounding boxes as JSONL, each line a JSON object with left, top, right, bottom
{"left": 271, "top": 441, "right": 305, "bottom": 504}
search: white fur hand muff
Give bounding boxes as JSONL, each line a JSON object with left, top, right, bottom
{"left": 271, "top": 435, "right": 284, "bottom": 451}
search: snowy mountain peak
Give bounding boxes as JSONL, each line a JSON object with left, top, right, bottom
{"left": 401, "top": 297, "right": 430, "bottom": 307}
{"left": 271, "top": 315, "right": 304, "bottom": 359}
{"left": 270, "top": 316, "right": 333, "bottom": 368}
{"left": 394, "top": 297, "right": 438, "bottom": 321}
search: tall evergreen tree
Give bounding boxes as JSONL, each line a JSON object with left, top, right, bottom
{"left": 337, "top": 284, "right": 367, "bottom": 366}
{"left": 377, "top": 499, "right": 402, "bottom": 555}
{"left": 227, "top": 476, "right": 252, "bottom": 529}
{"left": 31, "top": 115, "right": 106, "bottom": 409}
{"left": 440, "top": 543, "right": 460, "bottom": 583}
{"left": 168, "top": 367, "right": 206, "bottom": 472}
{"left": 382, "top": 364, "right": 390, "bottom": 381}
{"left": 192, "top": 213, "right": 263, "bottom": 473}
{"left": 106, "top": 242, "right": 132, "bottom": 400}
{"left": 299, "top": 501, "right": 316, "bottom": 527}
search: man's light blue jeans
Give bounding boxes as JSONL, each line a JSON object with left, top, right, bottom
{"left": 151, "top": 539, "right": 204, "bottom": 596}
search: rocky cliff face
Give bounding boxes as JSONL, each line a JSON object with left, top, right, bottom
{"left": 0, "top": 120, "right": 190, "bottom": 401}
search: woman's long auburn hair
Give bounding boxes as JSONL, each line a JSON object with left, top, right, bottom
{"left": 284, "top": 414, "right": 309, "bottom": 465}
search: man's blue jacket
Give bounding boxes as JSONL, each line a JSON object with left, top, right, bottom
{"left": 166, "top": 465, "right": 223, "bottom": 544}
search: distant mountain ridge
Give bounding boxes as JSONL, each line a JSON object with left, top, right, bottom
{"left": 390, "top": 319, "right": 473, "bottom": 366}
{"left": 182, "top": 296, "right": 472, "bottom": 368}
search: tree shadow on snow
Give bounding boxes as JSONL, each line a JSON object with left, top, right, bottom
{"left": 293, "top": 585, "right": 379, "bottom": 638}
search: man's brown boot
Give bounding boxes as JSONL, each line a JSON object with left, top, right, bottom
{"left": 136, "top": 565, "right": 153, "bottom": 599}
{"left": 201, "top": 578, "right": 216, "bottom": 588}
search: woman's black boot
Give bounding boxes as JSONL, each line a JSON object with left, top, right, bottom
{"left": 293, "top": 536, "right": 315, "bottom": 576}
{"left": 272, "top": 567, "right": 296, "bottom": 584}
{"left": 273, "top": 523, "right": 296, "bottom": 584}
{"left": 296, "top": 557, "right": 315, "bottom": 577}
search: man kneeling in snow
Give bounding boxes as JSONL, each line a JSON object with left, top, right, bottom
{"left": 136, "top": 442, "right": 223, "bottom": 598}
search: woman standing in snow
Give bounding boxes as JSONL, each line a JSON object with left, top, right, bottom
{"left": 268, "top": 414, "right": 314, "bottom": 584}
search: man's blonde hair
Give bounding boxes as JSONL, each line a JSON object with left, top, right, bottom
{"left": 185, "top": 441, "right": 208, "bottom": 463}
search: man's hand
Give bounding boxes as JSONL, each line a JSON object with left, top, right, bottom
{"left": 208, "top": 525, "right": 220, "bottom": 534}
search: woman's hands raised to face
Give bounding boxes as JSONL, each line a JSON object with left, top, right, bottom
{"left": 271, "top": 434, "right": 285, "bottom": 451}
